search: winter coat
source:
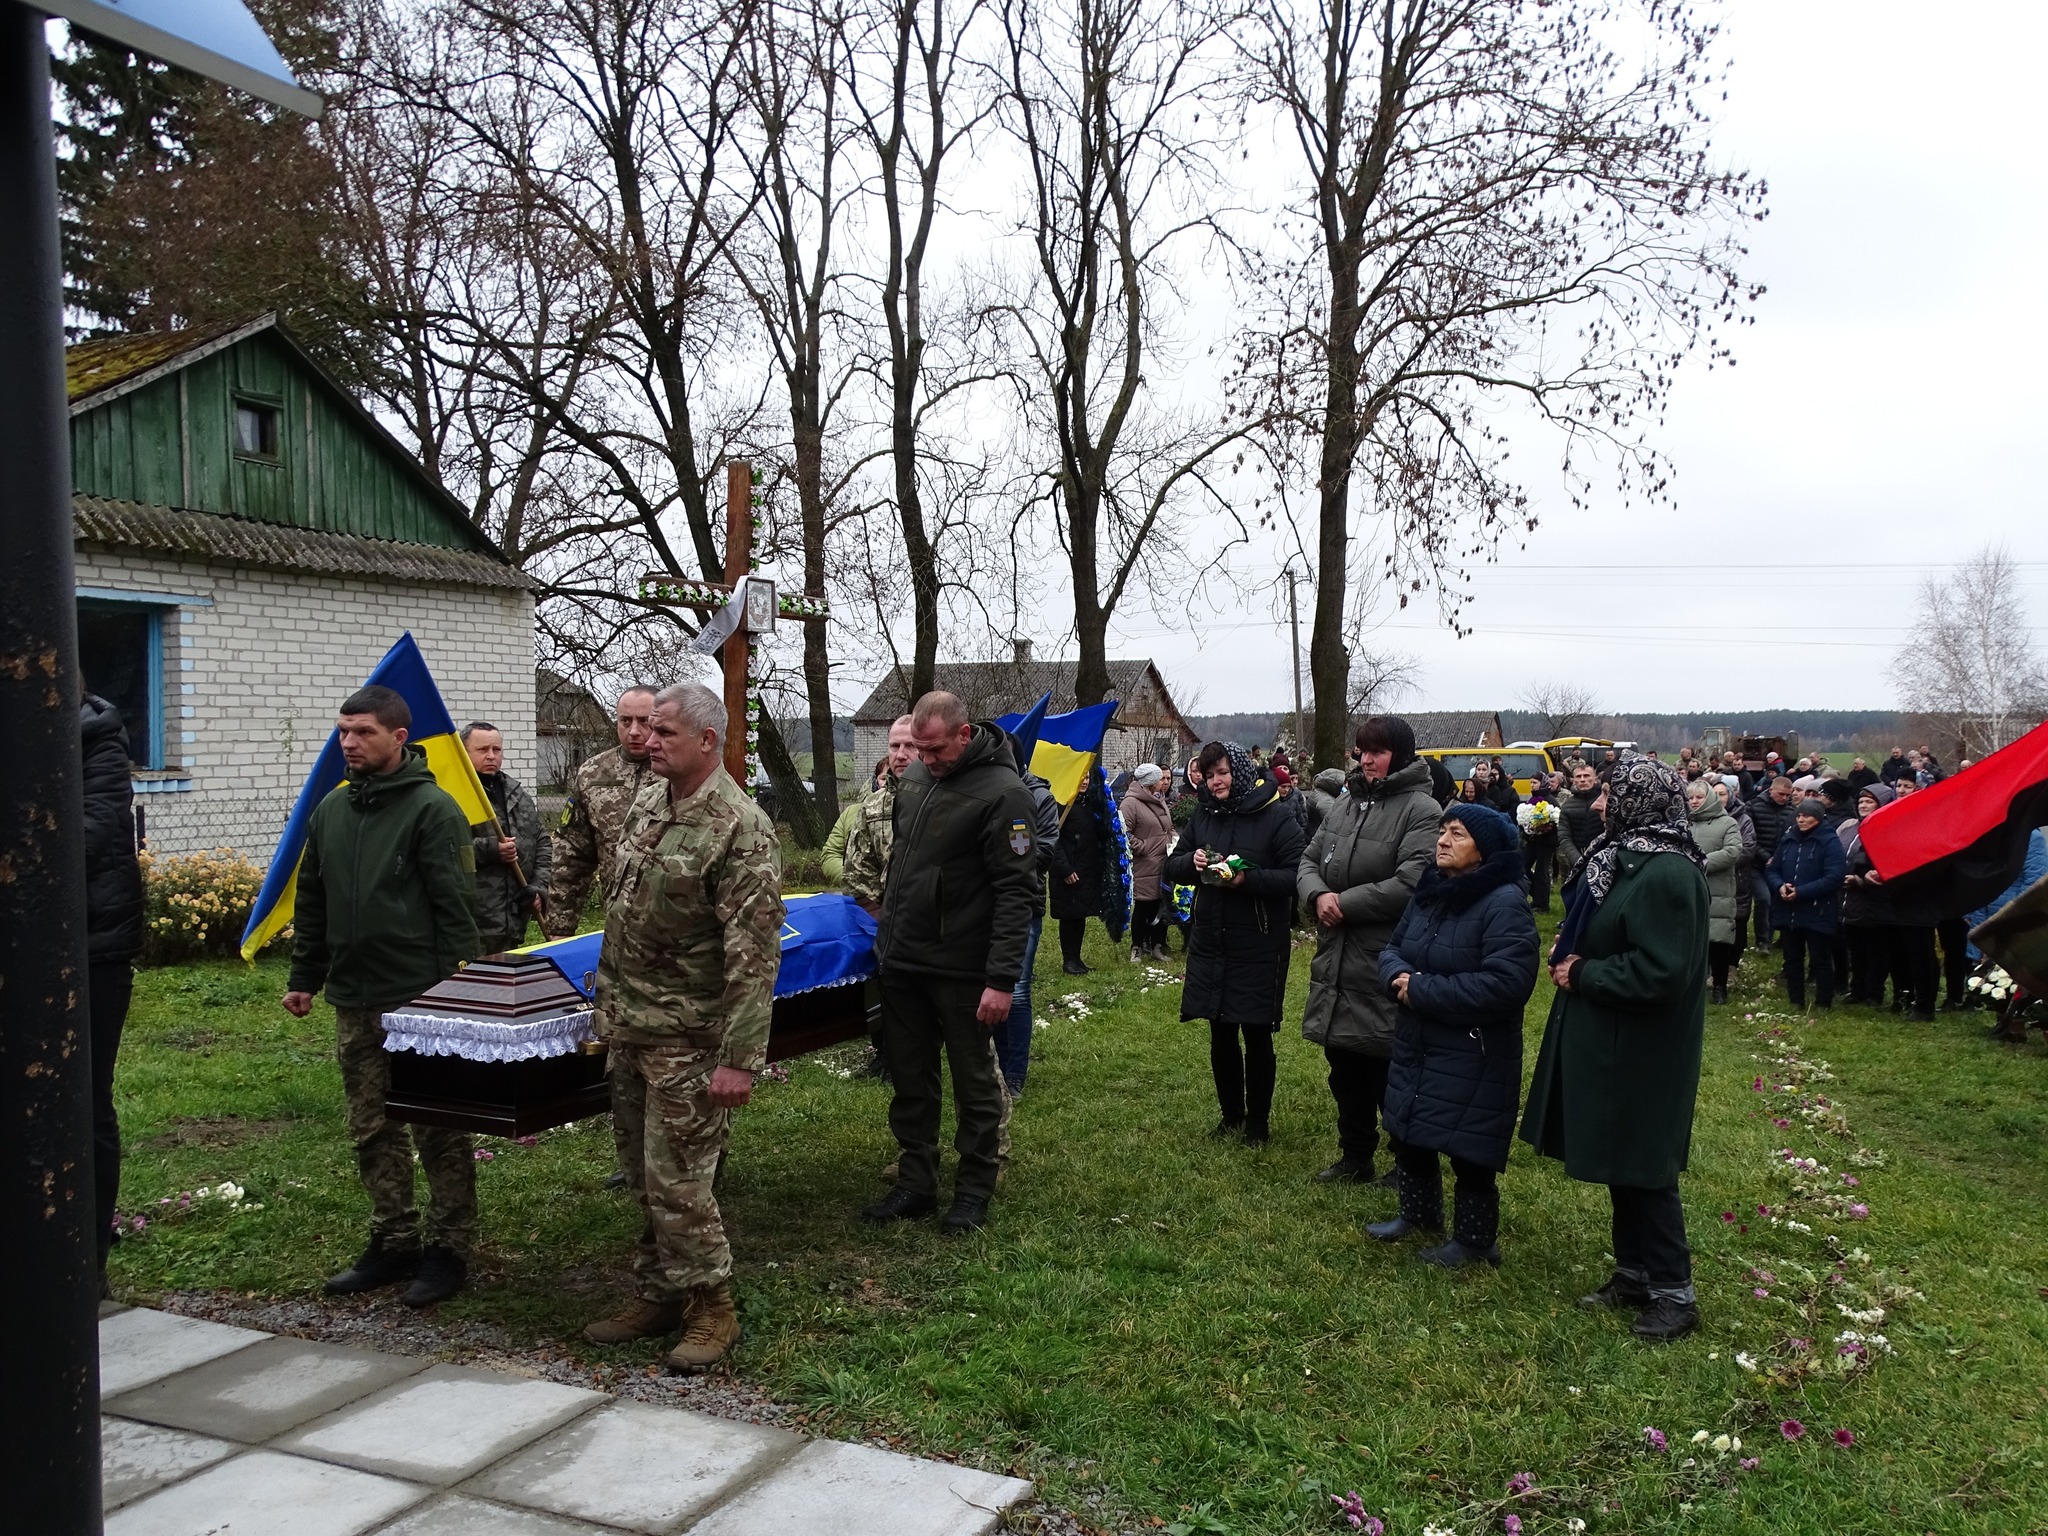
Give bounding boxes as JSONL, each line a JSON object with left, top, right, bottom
{"left": 875, "top": 724, "right": 1040, "bottom": 991}
{"left": 1687, "top": 790, "right": 1743, "bottom": 947}
{"left": 1880, "top": 753, "right": 1912, "bottom": 786}
{"left": 287, "top": 745, "right": 481, "bottom": 1011}
{"left": 1846, "top": 765, "right": 1880, "bottom": 791}
{"left": 1306, "top": 769, "right": 1345, "bottom": 841}
{"left": 1165, "top": 778, "right": 1306, "bottom": 1025}
{"left": 1767, "top": 821, "right": 1846, "bottom": 935}
{"left": 821, "top": 800, "right": 861, "bottom": 884}
{"left": 1378, "top": 851, "right": 1540, "bottom": 1170}
{"left": 1426, "top": 756, "right": 1457, "bottom": 806}
{"left": 80, "top": 694, "right": 144, "bottom": 964}
{"left": 1296, "top": 758, "right": 1442, "bottom": 1057}
{"left": 1556, "top": 790, "right": 1602, "bottom": 877}
{"left": 1520, "top": 850, "right": 1709, "bottom": 1187}
{"left": 471, "top": 770, "right": 550, "bottom": 942}
{"left": 1726, "top": 798, "right": 1758, "bottom": 875}
{"left": 1050, "top": 780, "right": 1106, "bottom": 919}
{"left": 1745, "top": 792, "right": 1798, "bottom": 869}
{"left": 1120, "top": 785, "right": 1173, "bottom": 901}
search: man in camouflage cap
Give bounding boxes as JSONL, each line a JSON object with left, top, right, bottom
{"left": 581, "top": 682, "right": 784, "bottom": 1374}
{"left": 546, "top": 684, "right": 656, "bottom": 1190}
{"left": 841, "top": 714, "right": 915, "bottom": 912}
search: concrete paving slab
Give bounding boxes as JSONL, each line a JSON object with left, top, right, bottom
{"left": 277, "top": 1365, "right": 605, "bottom": 1486}
{"left": 107, "top": 1336, "right": 431, "bottom": 1443}
{"left": 684, "top": 1438, "right": 1033, "bottom": 1536}
{"left": 105, "top": 1447, "right": 427, "bottom": 1536}
{"left": 370, "top": 1493, "right": 617, "bottom": 1535}
{"left": 100, "top": 1307, "right": 269, "bottom": 1397}
{"left": 463, "top": 1400, "right": 799, "bottom": 1533}
{"left": 101, "top": 1416, "right": 240, "bottom": 1511}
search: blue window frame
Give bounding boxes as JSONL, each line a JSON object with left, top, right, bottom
{"left": 76, "top": 597, "right": 165, "bottom": 768}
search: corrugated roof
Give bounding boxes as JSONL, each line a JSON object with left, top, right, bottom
{"left": 66, "top": 316, "right": 259, "bottom": 404}
{"left": 1406, "top": 711, "right": 1506, "bottom": 748}
{"left": 852, "top": 657, "right": 1191, "bottom": 733}
{"left": 74, "top": 496, "right": 536, "bottom": 591}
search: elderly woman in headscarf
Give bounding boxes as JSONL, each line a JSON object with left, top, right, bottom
{"left": 1297, "top": 716, "right": 1442, "bottom": 1184}
{"left": 1164, "top": 741, "right": 1307, "bottom": 1145}
{"left": 1371, "top": 802, "right": 1539, "bottom": 1266}
{"left": 1521, "top": 752, "right": 1709, "bottom": 1343}
{"left": 1120, "top": 764, "right": 1174, "bottom": 960}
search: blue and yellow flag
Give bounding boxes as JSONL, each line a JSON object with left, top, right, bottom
{"left": 239, "top": 632, "right": 495, "bottom": 960}
{"left": 995, "top": 698, "right": 1118, "bottom": 807}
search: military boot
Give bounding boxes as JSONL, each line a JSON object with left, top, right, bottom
{"left": 664, "top": 1282, "right": 741, "bottom": 1374}
{"left": 324, "top": 1237, "right": 421, "bottom": 1296}
{"left": 582, "top": 1295, "right": 685, "bottom": 1345}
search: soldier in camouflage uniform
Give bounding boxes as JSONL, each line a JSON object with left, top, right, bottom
{"left": 580, "top": 683, "right": 784, "bottom": 1374}
{"left": 841, "top": 715, "right": 915, "bottom": 911}
{"left": 545, "top": 686, "right": 657, "bottom": 1189}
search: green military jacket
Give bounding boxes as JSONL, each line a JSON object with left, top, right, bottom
{"left": 471, "top": 770, "right": 551, "bottom": 941}
{"left": 544, "top": 745, "right": 654, "bottom": 936}
{"left": 840, "top": 772, "right": 900, "bottom": 906}
{"left": 288, "top": 745, "right": 480, "bottom": 1012}
{"left": 593, "top": 767, "right": 785, "bottom": 1071}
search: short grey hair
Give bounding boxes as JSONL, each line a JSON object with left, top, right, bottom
{"left": 912, "top": 690, "right": 969, "bottom": 730}
{"left": 653, "top": 682, "right": 726, "bottom": 750}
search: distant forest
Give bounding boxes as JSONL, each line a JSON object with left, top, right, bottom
{"left": 1187, "top": 710, "right": 1922, "bottom": 755}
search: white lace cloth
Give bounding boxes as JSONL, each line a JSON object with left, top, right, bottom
{"left": 379, "top": 1008, "right": 595, "bottom": 1062}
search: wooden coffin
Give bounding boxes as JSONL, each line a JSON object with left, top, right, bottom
{"left": 383, "top": 951, "right": 874, "bottom": 1137}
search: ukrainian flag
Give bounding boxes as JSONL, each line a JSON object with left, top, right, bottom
{"left": 239, "top": 632, "right": 496, "bottom": 960}
{"left": 995, "top": 698, "right": 1118, "bottom": 807}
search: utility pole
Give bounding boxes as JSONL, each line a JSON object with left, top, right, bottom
{"left": 1285, "top": 566, "right": 1306, "bottom": 765}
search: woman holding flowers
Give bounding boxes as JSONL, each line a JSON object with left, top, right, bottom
{"left": 1521, "top": 751, "right": 1709, "bottom": 1342}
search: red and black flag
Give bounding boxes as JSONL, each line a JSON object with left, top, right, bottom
{"left": 1860, "top": 721, "right": 2048, "bottom": 921}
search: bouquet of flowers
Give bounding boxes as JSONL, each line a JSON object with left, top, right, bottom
{"left": 1968, "top": 964, "right": 2019, "bottom": 1003}
{"left": 1199, "top": 850, "right": 1256, "bottom": 885}
{"left": 1516, "top": 801, "right": 1558, "bottom": 836}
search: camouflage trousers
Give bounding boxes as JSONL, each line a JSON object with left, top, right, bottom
{"left": 610, "top": 1041, "right": 733, "bottom": 1302}
{"left": 609, "top": 1047, "right": 647, "bottom": 1197}
{"left": 334, "top": 1007, "right": 476, "bottom": 1257}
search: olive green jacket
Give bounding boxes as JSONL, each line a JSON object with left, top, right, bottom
{"left": 288, "top": 745, "right": 480, "bottom": 1012}
{"left": 1520, "top": 849, "right": 1709, "bottom": 1188}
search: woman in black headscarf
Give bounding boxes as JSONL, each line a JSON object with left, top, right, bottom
{"left": 1521, "top": 752, "right": 1709, "bottom": 1343}
{"left": 1165, "top": 741, "right": 1307, "bottom": 1144}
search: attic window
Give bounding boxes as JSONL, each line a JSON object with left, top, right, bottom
{"left": 234, "top": 400, "right": 279, "bottom": 460}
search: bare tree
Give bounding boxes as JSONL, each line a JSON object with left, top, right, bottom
{"left": 995, "top": 0, "right": 1268, "bottom": 706}
{"left": 1518, "top": 679, "right": 1600, "bottom": 741}
{"left": 732, "top": 0, "right": 863, "bottom": 830}
{"left": 1895, "top": 544, "right": 2048, "bottom": 758}
{"left": 1237, "top": 0, "right": 1765, "bottom": 767}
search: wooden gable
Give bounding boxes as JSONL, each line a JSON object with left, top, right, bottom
{"left": 67, "top": 316, "right": 496, "bottom": 557}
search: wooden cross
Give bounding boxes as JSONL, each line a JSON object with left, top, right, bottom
{"left": 638, "top": 461, "right": 831, "bottom": 791}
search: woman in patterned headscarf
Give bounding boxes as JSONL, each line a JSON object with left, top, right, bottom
{"left": 1163, "top": 741, "right": 1307, "bottom": 1145}
{"left": 1520, "top": 752, "right": 1710, "bottom": 1344}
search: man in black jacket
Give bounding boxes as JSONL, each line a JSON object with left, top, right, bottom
{"left": 1745, "top": 776, "right": 1798, "bottom": 949}
{"left": 863, "top": 691, "right": 1039, "bottom": 1234}
{"left": 81, "top": 695, "right": 144, "bottom": 1293}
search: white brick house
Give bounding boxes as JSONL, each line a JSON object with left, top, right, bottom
{"left": 68, "top": 317, "right": 535, "bottom": 862}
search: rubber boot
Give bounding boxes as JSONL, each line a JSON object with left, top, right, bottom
{"left": 665, "top": 1282, "right": 741, "bottom": 1374}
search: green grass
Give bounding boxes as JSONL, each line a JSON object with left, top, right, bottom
{"left": 109, "top": 922, "right": 2048, "bottom": 1535}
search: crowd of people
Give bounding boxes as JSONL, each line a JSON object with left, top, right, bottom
{"left": 77, "top": 674, "right": 2036, "bottom": 1375}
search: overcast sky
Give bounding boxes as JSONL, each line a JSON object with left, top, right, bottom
{"left": 1103, "top": 0, "right": 2048, "bottom": 719}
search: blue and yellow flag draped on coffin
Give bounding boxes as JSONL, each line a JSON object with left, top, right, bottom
{"left": 239, "top": 633, "right": 496, "bottom": 961}
{"left": 995, "top": 696, "right": 1117, "bottom": 808}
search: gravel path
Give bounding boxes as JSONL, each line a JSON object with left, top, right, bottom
{"left": 151, "top": 1287, "right": 1125, "bottom": 1535}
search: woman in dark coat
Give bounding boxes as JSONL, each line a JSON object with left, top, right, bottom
{"left": 1521, "top": 752, "right": 1709, "bottom": 1343}
{"left": 1297, "top": 716, "right": 1441, "bottom": 1183}
{"left": 1373, "top": 804, "right": 1539, "bottom": 1266}
{"left": 81, "top": 694, "right": 144, "bottom": 1290}
{"left": 1165, "top": 741, "right": 1307, "bottom": 1144}
{"left": 1050, "top": 773, "right": 1107, "bottom": 974}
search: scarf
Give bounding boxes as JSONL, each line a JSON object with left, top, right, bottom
{"left": 1552, "top": 751, "right": 1705, "bottom": 963}
{"left": 1195, "top": 741, "right": 1265, "bottom": 815}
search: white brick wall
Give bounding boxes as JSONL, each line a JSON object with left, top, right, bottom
{"left": 76, "top": 545, "right": 535, "bottom": 863}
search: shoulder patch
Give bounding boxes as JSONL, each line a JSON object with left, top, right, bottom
{"left": 1008, "top": 819, "right": 1033, "bottom": 857}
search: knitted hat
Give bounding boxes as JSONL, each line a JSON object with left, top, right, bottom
{"left": 1132, "top": 763, "right": 1163, "bottom": 786}
{"left": 1796, "top": 798, "right": 1826, "bottom": 821}
{"left": 1439, "top": 802, "right": 1517, "bottom": 859}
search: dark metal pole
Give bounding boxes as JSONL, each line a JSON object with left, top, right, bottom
{"left": 0, "top": 7, "right": 102, "bottom": 1530}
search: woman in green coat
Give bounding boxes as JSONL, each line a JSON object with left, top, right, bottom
{"left": 1686, "top": 777, "right": 1744, "bottom": 1003}
{"left": 1521, "top": 752, "right": 1709, "bottom": 1343}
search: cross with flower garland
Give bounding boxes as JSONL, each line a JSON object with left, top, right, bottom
{"left": 637, "top": 461, "right": 831, "bottom": 792}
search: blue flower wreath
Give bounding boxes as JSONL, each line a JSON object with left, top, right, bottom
{"left": 1093, "top": 764, "right": 1134, "bottom": 943}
